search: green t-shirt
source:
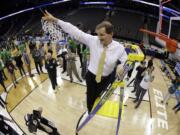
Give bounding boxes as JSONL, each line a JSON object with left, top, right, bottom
{"left": 18, "top": 44, "right": 26, "bottom": 54}
{"left": 1, "top": 50, "right": 11, "bottom": 62}
{"left": 68, "top": 39, "right": 78, "bottom": 50}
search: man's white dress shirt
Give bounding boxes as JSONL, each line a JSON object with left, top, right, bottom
{"left": 57, "top": 20, "right": 127, "bottom": 76}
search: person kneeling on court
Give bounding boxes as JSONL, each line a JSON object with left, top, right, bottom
{"left": 24, "top": 107, "right": 60, "bottom": 135}
{"left": 45, "top": 51, "right": 60, "bottom": 92}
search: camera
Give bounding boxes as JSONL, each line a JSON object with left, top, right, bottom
{"left": 24, "top": 108, "right": 60, "bottom": 135}
{"left": 24, "top": 110, "right": 41, "bottom": 133}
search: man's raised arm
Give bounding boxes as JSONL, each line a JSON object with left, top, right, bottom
{"left": 42, "top": 10, "right": 94, "bottom": 46}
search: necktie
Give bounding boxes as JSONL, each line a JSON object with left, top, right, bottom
{"left": 96, "top": 47, "right": 107, "bottom": 83}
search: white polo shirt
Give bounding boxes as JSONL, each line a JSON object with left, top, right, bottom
{"left": 57, "top": 20, "right": 127, "bottom": 76}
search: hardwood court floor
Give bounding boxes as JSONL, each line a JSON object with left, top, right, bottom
{"left": 6, "top": 58, "right": 180, "bottom": 135}
{"left": 6, "top": 73, "right": 48, "bottom": 112}
{"left": 9, "top": 78, "right": 151, "bottom": 135}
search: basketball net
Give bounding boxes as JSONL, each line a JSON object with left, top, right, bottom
{"left": 41, "top": 19, "right": 63, "bottom": 42}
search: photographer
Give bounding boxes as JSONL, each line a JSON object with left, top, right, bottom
{"left": 24, "top": 107, "right": 60, "bottom": 135}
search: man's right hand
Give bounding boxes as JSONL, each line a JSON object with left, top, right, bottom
{"left": 42, "top": 10, "right": 58, "bottom": 22}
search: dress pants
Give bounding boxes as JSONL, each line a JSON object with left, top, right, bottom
{"left": 67, "top": 61, "right": 81, "bottom": 82}
{"left": 135, "top": 86, "right": 147, "bottom": 107}
{"left": 35, "top": 61, "right": 43, "bottom": 74}
{"left": 85, "top": 70, "right": 115, "bottom": 112}
{"left": 49, "top": 73, "right": 57, "bottom": 90}
{"left": 18, "top": 66, "right": 26, "bottom": 76}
